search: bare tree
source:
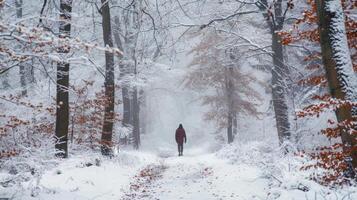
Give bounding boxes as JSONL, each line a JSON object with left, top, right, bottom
{"left": 55, "top": 0, "right": 73, "bottom": 158}
{"left": 113, "top": 16, "right": 131, "bottom": 137}
{"left": 256, "top": 0, "right": 292, "bottom": 144}
{"left": 130, "top": 1, "right": 143, "bottom": 150}
{"left": 100, "top": 0, "right": 115, "bottom": 156}
{"left": 113, "top": 0, "right": 144, "bottom": 149}
{"left": 226, "top": 66, "right": 235, "bottom": 143}
{"left": 15, "top": 0, "right": 27, "bottom": 96}
{"left": 192, "top": 0, "right": 293, "bottom": 144}
{"left": 0, "top": 2, "right": 10, "bottom": 89}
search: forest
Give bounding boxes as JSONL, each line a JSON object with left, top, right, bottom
{"left": 0, "top": 0, "right": 357, "bottom": 199}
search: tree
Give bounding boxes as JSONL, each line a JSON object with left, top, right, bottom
{"left": 131, "top": 2, "right": 142, "bottom": 149}
{"left": 112, "top": 0, "right": 146, "bottom": 149}
{"left": 277, "top": 0, "right": 357, "bottom": 184}
{"left": 132, "top": 83, "right": 140, "bottom": 149}
{"left": 186, "top": 30, "right": 262, "bottom": 143}
{"left": 315, "top": 0, "right": 357, "bottom": 169}
{"left": 14, "top": 0, "right": 26, "bottom": 96}
{"left": 55, "top": 0, "right": 73, "bottom": 158}
{"left": 0, "top": 0, "right": 123, "bottom": 161}
{"left": 100, "top": 0, "right": 115, "bottom": 156}
{"left": 196, "top": 0, "right": 294, "bottom": 144}
{"left": 113, "top": 16, "right": 131, "bottom": 135}
{"left": 0, "top": 1, "right": 10, "bottom": 89}
{"left": 256, "top": 0, "right": 294, "bottom": 144}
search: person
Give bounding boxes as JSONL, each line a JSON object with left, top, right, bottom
{"left": 175, "top": 124, "right": 187, "bottom": 156}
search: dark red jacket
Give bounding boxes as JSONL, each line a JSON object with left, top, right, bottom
{"left": 175, "top": 128, "right": 187, "bottom": 144}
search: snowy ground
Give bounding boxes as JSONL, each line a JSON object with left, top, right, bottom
{"left": 147, "top": 154, "right": 268, "bottom": 200}
{"left": 0, "top": 151, "right": 159, "bottom": 200}
{"left": 2, "top": 143, "right": 356, "bottom": 200}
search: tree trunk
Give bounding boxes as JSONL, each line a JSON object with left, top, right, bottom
{"left": 226, "top": 67, "right": 234, "bottom": 144}
{"left": 233, "top": 113, "right": 238, "bottom": 136}
{"left": 125, "top": 2, "right": 142, "bottom": 148}
{"left": 271, "top": 30, "right": 291, "bottom": 144}
{"left": 258, "top": 0, "right": 291, "bottom": 144}
{"left": 122, "top": 88, "right": 131, "bottom": 125}
{"left": 139, "top": 89, "right": 146, "bottom": 135}
{"left": 315, "top": 0, "right": 357, "bottom": 168}
{"left": 132, "top": 87, "right": 140, "bottom": 149}
{"left": 113, "top": 16, "right": 132, "bottom": 130}
{"left": 15, "top": 0, "right": 27, "bottom": 96}
{"left": 55, "top": 0, "right": 72, "bottom": 158}
{"left": 100, "top": 0, "right": 115, "bottom": 156}
{"left": 0, "top": 3, "right": 9, "bottom": 89}
{"left": 227, "top": 113, "right": 234, "bottom": 144}
{"left": 132, "top": 34, "right": 140, "bottom": 148}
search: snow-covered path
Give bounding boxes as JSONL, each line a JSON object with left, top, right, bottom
{"left": 13, "top": 149, "right": 269, "bottom": 200}
{"left": 120, "top": 152, "right": 269, "bottom": 200}
{"left": 148, "top": 154, "right": 268, "bottom": 200}
{"left": 9, "top": 147, "right": 357, "bottom": 200}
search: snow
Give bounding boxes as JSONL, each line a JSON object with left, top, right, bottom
{"left": 325, "top": 0, "right": 357, "bottom": 101}
{"left": 216, "top": 142, "right": 357, "bottom": 200}
{"left": 1, "top": 151, "right": 159, "bottom": 200}
{"left": 1, "top": 1, "right": 357, "bottom": 200}
{"left": 2, "top": 142, "right": 357, "bottom": 200}
{"left": 149, "top": 153, "right": 268, "bottom": 200}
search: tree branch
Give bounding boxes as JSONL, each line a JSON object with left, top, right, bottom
{"left": 200, "top": 10, "right": 260, "bottom": 30}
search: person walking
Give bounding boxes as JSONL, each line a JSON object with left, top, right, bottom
{"left": 175, "top": 124, "right": 187, "bottom": 156}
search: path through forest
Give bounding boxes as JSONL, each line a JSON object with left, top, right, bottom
{"left": 12, "top": 145, "right": 357, "bottom": 200}
{"left": 121, "top": 152, "right": 269, "bottom": 200}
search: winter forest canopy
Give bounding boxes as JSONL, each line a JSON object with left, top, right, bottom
{"left": 1, "top": 0, "right": 357, "bottom": 199}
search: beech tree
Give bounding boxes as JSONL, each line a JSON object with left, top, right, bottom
{"left": 0, "top": 1, "right": 9, "bottom": 89}
{"left": 55, "top": 0, "right": 73, "bottom": 158}
{"left": 131, "top": 1, "right": 143, "bottom": 149}
{"left": 255, "top": 0, "right": 294, "bottom": 144}
{"left": 100, "top": 0, "right": 115, "bottom": 156}
{"left": 186, "top": 30, "right": 262, "bottom": 144}
{"left": 112, "top": 0, "right": 161, "bottom": 149}
{"left": 0, "top": 0, "right": 122, "bottom": 160}
{"left": 193, "top": 0, "right": 294, "bottom": 145}
{"left": 113, "top": 16, "right": 131, "bottom": 137}
{"left": 315, "top": 0, "right": 357, "bottom": 169}
{"left": 15, "top": 0, "right": 27, "bottom": 96}
{"left": 116, "top": 1, "right": 142, "bottom": 149}
{"left": 280, "top": 0, "right": 357, "bottom": 183}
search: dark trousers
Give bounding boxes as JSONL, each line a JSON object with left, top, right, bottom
{"left": 178, "top": 143, "right": 183, "bottom": 155}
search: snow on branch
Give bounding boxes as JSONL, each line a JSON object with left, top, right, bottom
{"left": 296, "top": 95, "right": 357, "bottom": 118}
{"left": 0, "top": 20, "right": 123, "bottom": 68}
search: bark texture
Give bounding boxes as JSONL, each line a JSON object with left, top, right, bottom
{"left": 113, "top": 16, "right": 132, "bottom": 131}
{"left": 315, "top": 0, "right": 357, "bottom": 168}
{"left": 15, "top": 0, "right": 27, "bottom": 96}
{"left": 132, "top": 87, "right": 140, "bottom": 149}
{"left": 100, "top": 0, "right": 115, "bottom": 156}
{"left": 0, "top": 4, "right": 9, "bottom": 89}
{"left": 55, "top": 0, "right": 72, "bottom": 158}
{"left": 258, "top": 0, "right": 291, "bottom": 144}
{"left": 226, "top": 67, "right": 234, "bottom": 144}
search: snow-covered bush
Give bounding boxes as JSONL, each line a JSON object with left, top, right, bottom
{"left": 217, "top": 140, "right": 357, "bottom": 199}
